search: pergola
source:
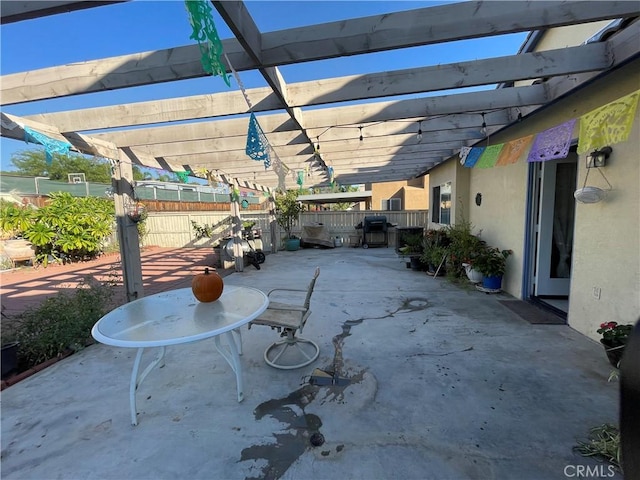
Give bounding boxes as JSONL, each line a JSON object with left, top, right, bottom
{"left": 2, "top": 1, "right": 638, "bottom": 191}
{"left": 1, "top": 1, "right": 638, "bottom": 295}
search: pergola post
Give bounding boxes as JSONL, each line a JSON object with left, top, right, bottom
{"left": 229, "top": 182, "right": 244, "bottom": 272}
{"left": 114, "top": 152, "right": 144, "bottom": 301}
{"left": 269, "top": 196, "right": 278, "bottom": 254}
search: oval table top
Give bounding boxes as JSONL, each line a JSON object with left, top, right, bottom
{"left": 91, "top": 285, "right": 269, "bottom": 348}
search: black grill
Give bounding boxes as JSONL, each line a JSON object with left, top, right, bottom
{"left": 362, "top": 216, "right": 388, "bottom": 233}
{"left": 355, "top": 216, "right": 390, "bottom": 248}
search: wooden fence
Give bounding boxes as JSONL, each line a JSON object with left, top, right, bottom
{"left": 144, "top": 210, "right": 429, "bottom": 252}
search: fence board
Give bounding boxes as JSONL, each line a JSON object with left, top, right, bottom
{"left": 144, "top": 210, "right": 429, "bottom": 250}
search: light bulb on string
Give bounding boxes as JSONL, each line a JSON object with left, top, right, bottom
{"left": 359, "top": 126, "right": 363, "bottom": 142}
{"left": 480, "top": 112, "right": 487, "bottom": 136}
{"left": 315, "top": 136, "right": 320, "bottom": 152}
{"left": 417, "top": 121, "right": 423, "bottom": 142}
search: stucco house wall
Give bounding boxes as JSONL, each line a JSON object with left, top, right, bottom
{"left": 568, "top": 86, "right": 640, "bottom": 341}
{"left": 369, "top": 177, "right": 429, "bottom": 211}
{"left": 535, "top": 22, "right": 611, "bottom": 50}
{"left": 515, "top": 22, "right": 612, "bottom": 88}
{"left": 432, "top": 58, "right": 639, "bottom": 342}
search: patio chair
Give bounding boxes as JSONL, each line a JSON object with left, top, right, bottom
{"left": 249, "top": 267, "right": 320, "bottom": 369}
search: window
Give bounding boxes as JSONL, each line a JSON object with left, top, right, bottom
{"left": 381, "top": 198, "right": 401, "bottom": 211}
{"left": 431, "top": 186, "right": 440, "bottom": 223}
{"left": 432, "top": 182, "right": 451, "bottom": 224}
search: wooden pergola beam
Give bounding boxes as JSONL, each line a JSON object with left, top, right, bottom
{"left": 2, "top": 1, "right": 636, "bottom": 105}
{"left": 0, "top": 1, "right": 128, "bottom": 24}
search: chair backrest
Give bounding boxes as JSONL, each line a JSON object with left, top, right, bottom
{"left": 303, "top": 267, "right": 321, "bottom": 310}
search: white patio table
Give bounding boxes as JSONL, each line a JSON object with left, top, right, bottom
{"left": 91, "top": 285, "right": 269, "bottom": 425}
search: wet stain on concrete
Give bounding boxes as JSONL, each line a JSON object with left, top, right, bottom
{"left": 330, "top": 297, "right": 430, "bottom": 380}
{"left": 240, "top": 297, "right": 430, "bottom": 479}
{"left": 240, "top": 385, "right": 323, "bottom": 480}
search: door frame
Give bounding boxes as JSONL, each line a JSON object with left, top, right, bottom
{"left": 523, "top": 148, "right": 578, "bottom": 309}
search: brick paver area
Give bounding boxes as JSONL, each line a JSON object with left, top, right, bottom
{"left": 0, "top": 247, "right": 232, "bottom": 322}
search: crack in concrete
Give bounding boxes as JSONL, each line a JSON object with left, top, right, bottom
{"left": 240, "top": 297, "right": 430, "bottom": 479}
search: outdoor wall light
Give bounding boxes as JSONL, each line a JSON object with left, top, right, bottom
{"left": 587, "top": 146, "right": 612, "bottom": 168}
{"left": 574, "top": 146, "right": 613, "bottom": 204}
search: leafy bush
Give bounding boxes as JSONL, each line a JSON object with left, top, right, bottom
{"left": 0, "top": 200, "right": 36, "bottom": 238}
{"left": 419, "top": 229, "right": 449, "bottom": 266}
{"left": 398, "top": 232, "right": 424, "bottom": 255}
{"left": 191, "top": 220, "right": 213, "bottom": 239}
{"left": 7, "top": 192, "right": 115, "bottom": 266}
{"left": 12, "top": 277, "right": 115, "bottom": 369}
{"left": 445, "top": 220, "right": 486, "bottom": 279}
{"left": 473, "top": 246, "right": 513, "bottom": 277}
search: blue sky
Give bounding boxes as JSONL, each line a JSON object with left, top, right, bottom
{"left": 0, "top": 0, "right": 528, "bottom": 174}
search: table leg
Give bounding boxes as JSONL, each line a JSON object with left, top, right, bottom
{"left": 129, "top": 346, "right": 166, "bottom": 426}
{"left": 214, "top": 332, "right": 244, "bottom": 402}
{"left": 231, "top": 328, "right": 243, "bottom": 355}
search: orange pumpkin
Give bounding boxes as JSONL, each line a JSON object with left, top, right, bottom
{"left": 191, "top": 268, "right": 224, "bottom": 302}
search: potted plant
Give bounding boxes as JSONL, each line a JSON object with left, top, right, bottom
{"left": 474, "top": 246, "right": 513, "bottom": 290}
{"left": 461, "top": 261, "right": 484, "bottom": 284}
{"left": 420, "top": 229, "right": 450, "bottom": 275}
{"left": 597, "top": 321, "right": 633, "bottom": 368}
{"left": 444, "top": 220, "right": 486, "bottom": 281}
{"left": 398, "top": 232, "right": 424, "bottom": 270}
{"left": 427, "top": 245, "right": 449, "bottom": 276}
{"left": 274, "top": 190, "right": 303, "bottom": 251}
{"left": 242, "top": 220, "right": 256, "bottom": 232}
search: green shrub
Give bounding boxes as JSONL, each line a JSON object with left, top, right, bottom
{"left": 0, "top": 200, "right": 36, "bottom": 238}
{"left": 419, "top": 228, "right": 449, "bottom": 266}
{"left": 398, "top": 232, "right": 424, "bottom": 255}
{"left": 12, "top": 277, "right": 115, "bottom": 369}
{"left": 21, "top": 192, "right": 115, "bottom": 266}
{"left": 445, "top": 220, "right": 486, "bottom": 279}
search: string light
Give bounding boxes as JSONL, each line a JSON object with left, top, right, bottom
{"left": 417, "top": 121, "right": 423, "bottom": 142}
{"left": 480, "top": 112, "right": 487, "bottom": 136}
{"left": 316, "top": 136, "right": 320, "bottom": 152}
{"left": 359, "top": 126, "right": 363, "bottom": 142}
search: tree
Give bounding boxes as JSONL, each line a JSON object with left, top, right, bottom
{"left": 9, "top": 149, "right": 145, "bottom": 182}
{"left": 155, "top": 173, "right": 180, "bottom": 182}
{"left": 274, "top": 190, "right": 303, "bottom": 239}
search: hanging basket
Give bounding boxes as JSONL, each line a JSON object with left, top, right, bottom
{"left": 125, "top": 203, "right": 147, "bottom": 223}
{"left": 574, "top": 186, "right": 608, "bottom": 204}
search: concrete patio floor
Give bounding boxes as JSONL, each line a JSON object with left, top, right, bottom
{"left": 0, "top": 247, "right": 621, "bottom": 479}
